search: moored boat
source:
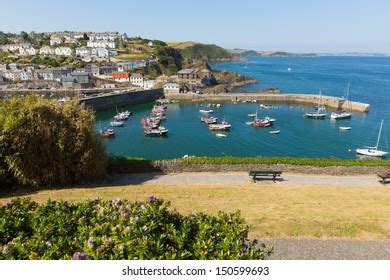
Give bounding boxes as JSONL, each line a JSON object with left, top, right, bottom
{"left": 144, "top": 126, "right": 169, "bottom": 137}
{"left": 110, "top": 121, "right": 124, "bottom": 127}
{"left": 269, "top": 130, "right": 280, "bottom": 134}
{"left": 304, "top": 91, "right": 327, "bottom": 119}
{"left": 209, "top": 123, "right": 231, "bottom": 131}
{"left": 100, "top": 128, "right": 115, "bottom": 138}
{"left": 199, "top": 109, "right": 213, "bottom": 114}
{"left": 356, "top": 119, "right": 388, "bottom": 157}
{"left": 339, "top": 126, "right": 351, "bottom": 131}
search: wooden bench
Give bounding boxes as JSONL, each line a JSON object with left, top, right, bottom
{"left": 249, "top": 171, "right": 282, "bottom": 183}
{"left": 378, "top": 174, "right": 390, "bottom": 185}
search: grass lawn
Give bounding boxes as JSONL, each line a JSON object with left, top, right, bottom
{"left": 2, "top": 184, "right": 390, "bottom": 240}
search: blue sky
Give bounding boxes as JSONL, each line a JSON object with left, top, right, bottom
{"left": 2, "top": 0, "right": 390, "bottom": 53}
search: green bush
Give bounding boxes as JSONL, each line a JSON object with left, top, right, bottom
{"left": 0, "top": 95, "right": 107, "bottom": 188}
{"left": 0, "top": 197, "right": 271, "bottom": 260}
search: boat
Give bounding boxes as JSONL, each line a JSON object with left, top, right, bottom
{"left": 339, "top": 126, "right": 351, "bottom": 131}
{"left": 100, "top": 128, "right": 115, "bottom": 138}
{"left": 252, "top": 108, "right": 272, "bottom": 127}
{"left": 199, "top": 109, "right": 213, "bottom": 114}
{"left": 269, "top": 130, "right": 280, "bottom": 134}
{"left": 248, "top": 113, "right": 257, "bottom": 118}
{"left": 264, "top": 116, "right": 276, "bottom": 123}
{"left": 144, "top": 126, "right": 169, "bottom": 137}
{"left": 246, "top": 121, "right": 254, "bottom": 125}
{"left": 209, "top": 123, "right": 231, "bottom": 131}
{"left": 259, "top": 104, "right": 273, "bottom": 109}
{"left": 304, "top": 91, "right": 327, "bottom": 119}
{"left": 110, "top": 121, "right": 124, "bottom": 127}
{"left": 201, "top": 117, "right": 218, "bottom": 124}
{"left": 287, "top": 68, "right": 292, "bottom": 71}
{"left": 215, "top": 133, "right": 227, "bottom": 138}
{"left": 356, "top": 119, "right": 388, "bottom": 157}
{"left": 331, "top": 83, "right": 353, "bottom": 120}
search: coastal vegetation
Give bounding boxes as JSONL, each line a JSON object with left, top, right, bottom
{"left": 3, "top": 184, "right": 390, "bottom": 240}
{"left": 170, "top": 42, "right": 233, "bottom": 61}
{"left": 0, "top": 95, "right": 107, "bottom": 188}
{"left": 0, "top": 197, "right": 271, "bottom": 260}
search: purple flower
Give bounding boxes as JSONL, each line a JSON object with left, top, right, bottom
{"left": 120, "top": 211, "right": 128, "bottom": 219}
{"left": 72, "top": 252, "right": 87, "bottom": 260}
{"left": 87, "top": 237, "right": 94, "bottom": 248}
{"left": 147, "top": 195, "right": 156, "bottom": 201}
{"left": 45, "top": 240, "right": 52, "bottom": 247}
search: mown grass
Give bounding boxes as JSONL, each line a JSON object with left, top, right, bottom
{"left": 3, "top": 183, "right": 390, "bottom": 240}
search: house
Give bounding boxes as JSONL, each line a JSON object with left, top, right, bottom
{"left": 39, "top": 46, "right": 56, "bottom": 55}
{"left": 87, "top": 40, "right": 116, "bottom": 49}
{"left": 85, "top": 64, "right": 100, "bottom": 76}
{"left": 163, "top": 83, "right": 181, "bottom": 94}
{"left": 62, "top": 72, "right": 90, "bottom": 89}
{"left": 112, "top": 72, "right": 129, "bottom": 82}
{"left": 148, "top": 41, "right": 154, "bottom": 47}
{"left": 36, "top": 69, "right": 55, "bottom": 80}
{"left": 177, "top": 68, "right": 212, "bottom": 86}
{"left": 143, "top": 80, "right": 156, "bottom": 90}
{"left": 52, "top": 67, "right": 73, "bottom": 81}
{"left": 130, "top": 73, "right": 144, "bottom": 87}
{"left": 91, "top": 48, "right": 109, "bottom": 58}
{"left": 75, "top": 47, "right": 91, "bottom": 57}
{"left": 99, "top": 65, "right": 118, "bottom": 75}
{"left": 156, "top": 75, "right": 170, "bottom": 84}
{"left": 50, "top": 36, "right": 62, "bottom": 46}
{"left": 19, "top": 47, "right": 37, "bottom": 56}
{"left": 177, "top": 68, "right": 198, "bottom": 80}
{"left": 69, "top": 72, "right": 90, "bottom": 84}
{"left": 55, "top": 47, "right": 73, "bottom": 57}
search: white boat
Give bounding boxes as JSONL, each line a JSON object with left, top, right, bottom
{"left": 339, "top": 126, "right": 351, "bottom": 131}
{"left": 287, "top": 68, "right": 292, "bottom": 71}
{"left": 269, "top": 130, "right": 280, "bottom": 134}
{"left": 356, "top": 120, "right": 388, "bottom": 157}
{"left": 144, "top": 126, "right": 168, "bottom": 137}
{"left": 264, "top": 116, "right": 276, "bottom": 123}
{"left": 110, "top": 121, "right": 124, "bottom": 127}
{"left": 199, "top": 109, "right": 213, "bottom": 114}
{"left": 259, "top": 104, "right": 273, "bottom": 109}
{"left": 215, "top": 133, "right": 227, "bottom": 138}
{"left": 331, "top": 83, "right": 353, "bottom": 120}
{"left": 304, "top": 91, "right": 327, "bottom": 119}
{"left": 246, "top": 121, "right": 254, "bottom": 125}
{"left": 248, "top": 113, "right": 257, "bottom": 118}
{"left": 209, "top": 123, "right": 231, "bottom": 131}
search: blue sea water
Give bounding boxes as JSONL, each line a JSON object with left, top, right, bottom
{"left": 96, "top": 56, "right": 390, "bottom": 160}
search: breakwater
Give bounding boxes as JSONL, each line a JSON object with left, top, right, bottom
{"left": 166, "top": 92, "right": 370, "bottom": 113}
{"left": 79, "top": 88, "right": 164, "bottom": 112}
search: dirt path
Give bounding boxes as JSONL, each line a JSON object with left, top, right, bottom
{"left": 110, "top": 172, "right": 384, "bottom": 187}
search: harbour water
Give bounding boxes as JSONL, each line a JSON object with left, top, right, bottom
{"left": 96, "top": 56, "right": 390, "bottom": 160}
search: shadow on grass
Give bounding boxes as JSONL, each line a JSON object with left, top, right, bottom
{"left": 0, "top": 156, "right": 165, "bottom": 199}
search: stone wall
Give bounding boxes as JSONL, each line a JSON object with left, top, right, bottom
{"left": 79, "top": 88, "right": 164, "bottom": 112}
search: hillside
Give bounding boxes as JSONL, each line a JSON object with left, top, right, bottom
{"left": 171, "top": 42, "right": 233, "bottom": 61}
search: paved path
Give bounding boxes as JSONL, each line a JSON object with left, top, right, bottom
{"left": 264, "top": 239, "right": 390, "bottom": 260}
{"left": 110, "top": 172, "right": 384, "bottom": 187}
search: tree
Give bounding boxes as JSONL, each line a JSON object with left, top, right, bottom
{"left": 20, "top": 31, "right": 29, "bottom": 41}
{"left": 83, "top": 33, "right": 89, "bottom": 41}
{"left": 0, "top": 95, "right": 107, "bottom": 188}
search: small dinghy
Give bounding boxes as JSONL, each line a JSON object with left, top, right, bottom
{"left": 215, "top": 133, "right": 227, "bottom": 138}
{"left": 339, "top": 126, "right": 351, "bottom": 131}
{"left": 269, "top": 130, "right": 280, "bottom": 134}
{"left": 246, "top": 121, "right": 254, "bottom": 125}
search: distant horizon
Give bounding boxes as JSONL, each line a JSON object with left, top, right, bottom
{"left": 2, "top": 0, "right": 390, "bottom": 53}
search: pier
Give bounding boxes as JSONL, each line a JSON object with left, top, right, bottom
{"left": 166, "top": 92, "right": 370, "bottom": 113}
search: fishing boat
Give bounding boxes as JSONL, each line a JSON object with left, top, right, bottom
{"left": 209, "top": 123, "right": 231, "bottom": 131}
{"left": 199, "top": 109, "right": 213, "bottom": 114}
{"left": 110, "top": 121, "right": 124, "bottom": 127}
{"left": 252, "top": 108, "right": 272, "bottom": 127}
{"left": 269, "top": 130, "right": 280, "bottom": 134}
{"left": 113, "top": 113, "right": 128, "bottom": 121}
{"left": 144, "top": 126, "right": 169, "bottom": 137}
{"left": 331, "top": 83, "right": 353, "bottom": 120}
{"left": 356, "top": 119, "right": 388, "bottom": 157}
{"left": 100, "top": 128, "right": 115, "bottom": 138}
{"left": 339, "top": 126, "right": 351, "bottom": 131}
{"left": 201, "top": 117, "right": 218, "bottom": 124}
{"left": 304, "top": 91, "right": 327, "bottom": 119}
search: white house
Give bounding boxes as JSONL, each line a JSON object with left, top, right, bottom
{"left": 130, "top": 73, "right": 144, "bottom": 87}
{"left": 143, "top": 80, "right": 156, "bottom": 90}
{"left": 91, "top": 48, "right": 109, "bottom": 58}
{"left": 87, "top": 41, "right": 116, "bottom": 49}
{"left": 39, "top": 46, "right": 56, "bottom": 55}
{"left": 55, "top": 47, "right": 73, "bottom": 57}
{"left": 18, "top": 47, "right": 37, "bottom": 56}
{"left": 50, "top": 36, "right": 62, "bottom": 46}
{"left": 163, "top": 83, "right": 181, "bottom": 94}
{"left": 75, "top": 47, "right": 91, "bottom": 57}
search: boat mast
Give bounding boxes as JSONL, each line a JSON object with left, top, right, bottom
{"left": 375, "top": 119, "right": 384, "bottom": 150}
{"left": 318, "top": 90, "right": 322, "bottom": 113}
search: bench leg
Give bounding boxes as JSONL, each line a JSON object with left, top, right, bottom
{"left": 273, "top": 174, "right": 276, "bottom": 183}
{"left": 252, "top": 176, "right": 256, "bottom": 183}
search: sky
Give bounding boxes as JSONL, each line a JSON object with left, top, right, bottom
{"left": 2, "top": 0, "right": 390, "bottom": 53}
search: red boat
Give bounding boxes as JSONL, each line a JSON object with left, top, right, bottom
{"left": 100, "top": 128, "right": 115, "bottom": 138}
{"left": 252, "top": 120, "right": 271, "bottom": 127}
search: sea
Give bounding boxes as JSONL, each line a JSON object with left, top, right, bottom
{"left": 95, "top": 56, "right": 390, "bottom": 160}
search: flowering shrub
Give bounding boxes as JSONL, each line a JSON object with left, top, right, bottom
{"left": 0, "top": 197, "right": 271, "bottom": 260}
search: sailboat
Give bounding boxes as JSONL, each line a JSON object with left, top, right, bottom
{"left": 331, "top": 82, "right": 353, "bottom": 120}
{"left": 252, "top": 108, "right": 272, "bottom": 127}
{"left": 304, "top": 91, "right": 327, "bottom": 119}
{"left": 356, "top": 119, "right": 388, "bottom": 157}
